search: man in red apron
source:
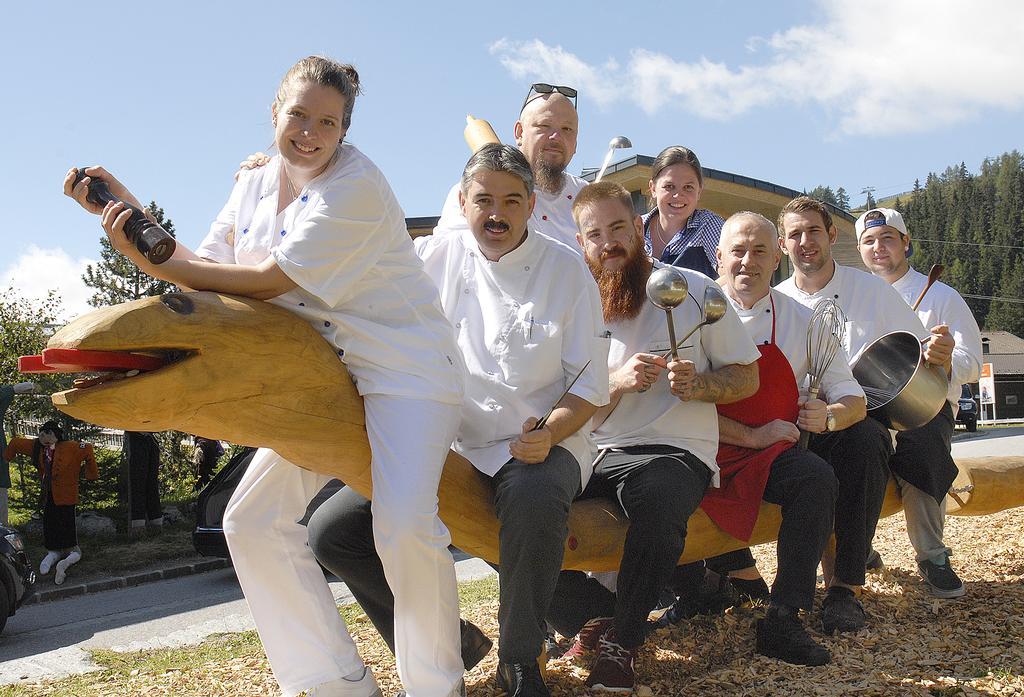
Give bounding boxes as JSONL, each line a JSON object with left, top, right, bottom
{"left": 699, "top": 211, "right": 875, "bottom": 664}
{"left": 546, "top": 182, "right": 761, "bottom": 692}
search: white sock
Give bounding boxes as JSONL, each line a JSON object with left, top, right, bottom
{"left": 39, "top": 550, "right": 61, "bottom": 575}
{"left": 54, "top": 548, "right": 82, "bottom": 586}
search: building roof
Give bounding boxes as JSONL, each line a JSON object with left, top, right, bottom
{"left": 981, "top": 331, "right": 1024, "bottom": 376}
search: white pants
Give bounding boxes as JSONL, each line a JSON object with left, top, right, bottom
{"left": 223, "top": 395, "right": 463, "bottom": 697}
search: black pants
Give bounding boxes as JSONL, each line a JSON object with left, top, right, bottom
{"left": 809, "top": 417, "right": 892, "bottom": 586}
{"left": 307, "top": 446, "right": 580, "bottom": 664}
{"left": 550, "top": 446, "right": 837, "bottom": 636}
{"left": 125, "top": 432, "right": 162, "bottom": 522}
{"left": 548, "top": 447, "right": 712, "bottom": 648}
{"left": 890, "top": 402, "right": 957, "bottom": 502}
{"left": 706, "top": 447, "right": 838, "bottom": 609}
{"left": 43, "top": 489, "right": 77, "bottom": 550}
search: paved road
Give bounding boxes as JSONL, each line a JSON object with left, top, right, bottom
{"left": 0, "top": 556, "right": 495, "bottom": 686}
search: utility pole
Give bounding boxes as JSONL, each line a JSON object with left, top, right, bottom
{"left": 861, "top": 186, "right": 877, "bottom": 209}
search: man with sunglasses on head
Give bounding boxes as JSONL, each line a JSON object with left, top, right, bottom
{"left": 433, "top": 83, "right": 587, "bottom": 250}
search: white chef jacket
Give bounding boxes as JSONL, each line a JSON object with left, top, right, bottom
{"left": 729, "top": 289, "right": 865, "bottom": 404}
{"left": 414, "top": 227, "right": 610, "bottom": 485}
{"left": 776, "top": 261, "right": 927, "bottom": 366}
{"left": 433, "top": 172, "right": 588, "bottom": 251}
{"left": 195, "top": 145, "right": 465, "bottom": 406}
{"left": 593, "top": 264, "right": 762, "bottom": 485}
{"left": 892, "top": 266, "right": 982, "bottom": 409}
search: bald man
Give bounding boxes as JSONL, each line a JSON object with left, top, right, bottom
{"left": 433, "top": 84, "right": 587, "bottom": 249}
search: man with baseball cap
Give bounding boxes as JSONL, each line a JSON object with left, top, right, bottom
{"left": 856, "top": 207, "right": 982, "bottom": 598}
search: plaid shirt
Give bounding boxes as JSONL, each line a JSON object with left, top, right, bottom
{"left": 642, "top": 207, "right": 724, "bottom": 280}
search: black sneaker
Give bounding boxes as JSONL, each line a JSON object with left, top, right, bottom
{"left": 756, "top": 606, "right": 831, "bottom": 666}
{"left": 866, "top": 549, "right": 885, "bottom": 571}
{"left": 729, "top": 576, "right": 771, "bottom": 605}
{"left": 495, "top": 660, "right": 550, "bottom": 697}
{"left": 918, "top": 556, "right": 966, "bottom": 599}
{"left": 820, "top": 586, "right": 866, "bottom": 634}
{"left": 649, "top": 595, "right": 700, "bottom": 630}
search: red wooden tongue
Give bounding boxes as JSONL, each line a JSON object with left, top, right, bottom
{"left": 18, "top": 348, "right": 166, "bottom": 374}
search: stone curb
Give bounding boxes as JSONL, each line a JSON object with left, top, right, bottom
{"left": 21, "top": 557, "right": 232, "bottom": 606}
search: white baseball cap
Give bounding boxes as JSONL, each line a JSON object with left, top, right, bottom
{"left": 855, "top": 207, "right": 908, "bottom": 241}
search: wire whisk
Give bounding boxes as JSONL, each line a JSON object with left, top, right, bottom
{"left": 798, "top": 298, "right": 847, "bottom": 449}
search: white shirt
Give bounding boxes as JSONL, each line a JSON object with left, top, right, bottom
{"left": 593, "top": 264, "right": 762, "bottom": 485}
{"left": 433, "top": 172, "right": 589, "bottom": 251}
{"left": 776, "top": 261, "right": 927, "bottom": 366}
{"left": 892, "top": 266, "right": 982, "bottom": 409}
{"left": 414, "top": 228, "right": 610, "bottom": 484}
{"left": 195, "top": 146, "right": 465, "bottom": 405}
{"left": 728, "top": 289, "right": 864, "bottom": 403}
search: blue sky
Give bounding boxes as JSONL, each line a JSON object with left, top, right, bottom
{"left": 3, "top": 0, "right": 1023, "bottom": 318}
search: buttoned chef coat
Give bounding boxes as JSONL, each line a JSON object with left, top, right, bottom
{"left": 728, "top": 289, "right": 865, "bottom": 403}
{"left": 593, "top": 264, "right": 761, "bottom": 486}
{"left": 195, "top": 145, "right": 465, "bottom": 406}
{"left": 433, "top": 172, "right": 588, "bottom": 251}
{"left": 892, "top": 267, "right": 982, "bottom": 409}
{"left": 414, "top": 227, "right": 610, "bottom": 486}
{"left": 776, "top": 261, "right": 927, "bottom": 366}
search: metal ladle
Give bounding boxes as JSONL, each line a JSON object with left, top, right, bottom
{"left": 660, "top": 284, "right": 729, "bottom": 358}
{"left": 645, "top": 266, "right": 689, "bottom": 360}
{"left": 595, "top": 136, "right": 633, "bottom": 182}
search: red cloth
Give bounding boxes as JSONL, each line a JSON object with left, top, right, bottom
{"left": 700, "top": 301, "right": 800, "bottom": 541}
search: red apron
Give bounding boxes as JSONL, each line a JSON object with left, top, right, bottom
{"left": 700, "top": 297, "right": 800, "bottom": 541}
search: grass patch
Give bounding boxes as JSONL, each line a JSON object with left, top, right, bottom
{"left": 0, "top": 576, "right": 500, "bottom": 697}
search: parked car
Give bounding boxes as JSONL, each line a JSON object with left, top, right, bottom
{"left": 192, "top": 447, "right": 342, "bottom": 559}
{"left": 956, "top": 384, "right": 978, "bottom": 432}
{"left": 1, "top": 524, "right": 35, "bottom": 634}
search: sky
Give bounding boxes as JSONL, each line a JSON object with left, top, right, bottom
{"left": 3, "top": 0, "right": 1023, "bottom": 320}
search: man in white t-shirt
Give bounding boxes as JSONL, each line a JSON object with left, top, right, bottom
{"left": 433, "top": 84, "right": 588, "bottom": 249}
{"left": 774, "top": 196, "right": 931, "bottom": 634}
{"left": 856, "top": 207, "right": 981, "bottom": 598}
{"left": 544, "top": 183, "right": 760, "bottom": 692}
{"left": 308, "top": 144, "right": 609, "bottom": 697}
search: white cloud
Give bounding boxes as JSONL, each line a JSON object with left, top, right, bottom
{"left": 490, "top": 0, "right": 1024, "bottom": 136}
{"left": 0, "top": 246, "right": 96, "bottom": 321}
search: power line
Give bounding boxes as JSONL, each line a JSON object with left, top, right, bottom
{"left": 914, "top": 238, "right": 1024, "bottom": 251}
{"left": 963, "top": 293, "right": 1024, "bottom": 304}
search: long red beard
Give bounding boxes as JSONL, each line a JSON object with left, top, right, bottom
{"left": 587, "top": 244, "right": 652, "bottom": 324}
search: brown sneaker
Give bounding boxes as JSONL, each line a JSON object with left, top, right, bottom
{"left": 561, "top": 616, "right": 613, "bottom": 660}
{"left": 585, "top": 629, "right": 637, "bottom": 693}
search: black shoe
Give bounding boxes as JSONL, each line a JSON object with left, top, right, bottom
{"left": 495, "top": 660, "right": 550, "bottom": 697}
{"left": 918, "top": 556, "right": 966, "bottom": 599}
{"left": 461, "top": 619, "right": 493, "bottom": 670}
{"left": 820, "top": 586, "right": 865, "bottom": 634}
{"left": 730, "top": 576, "right": 771, "bottom": 605}
{"left": 865, "top": 549, "right": 885, "bottom": 571}
{"left": 756, "top": 606, "right": 831, "bottom": 666}
{"left": 698, "top": 571, "right": 739, "bottom": 615}
{"left": 649, "top": 595, "right": 700, "bottom": 630}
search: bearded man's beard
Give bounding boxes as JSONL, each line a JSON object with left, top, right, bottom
{"left": 587, "top": 242, "right": 652, "bottom": 324}
{"left": 534, "top": 159, "right": 567, "bottom": 193}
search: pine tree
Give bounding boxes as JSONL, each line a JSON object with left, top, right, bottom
{"left": 835, "top": 187, "right": 851, "bottom": 210}
{"left": 81, "top": 202, "right": 178, "bottom": 307}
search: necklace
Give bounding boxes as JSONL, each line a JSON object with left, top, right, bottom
{"left": 282, "top": 148, "right": 340, "bottom": 204}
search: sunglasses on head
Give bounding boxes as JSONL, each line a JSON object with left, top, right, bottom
{"left": 521, "top": 83, "right": 578, "bottom": 111}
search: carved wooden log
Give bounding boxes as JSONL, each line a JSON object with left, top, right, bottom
{"left": 47, "top": 292, "right": 1024, "bottom": 571}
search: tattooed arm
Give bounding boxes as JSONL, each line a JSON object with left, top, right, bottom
{"left": 667, "top": 360, "right": 759, "bottom": 404}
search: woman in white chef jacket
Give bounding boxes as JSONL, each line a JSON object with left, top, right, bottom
{"left": 64, "top": 56, "right": 467, "bottom": 697}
